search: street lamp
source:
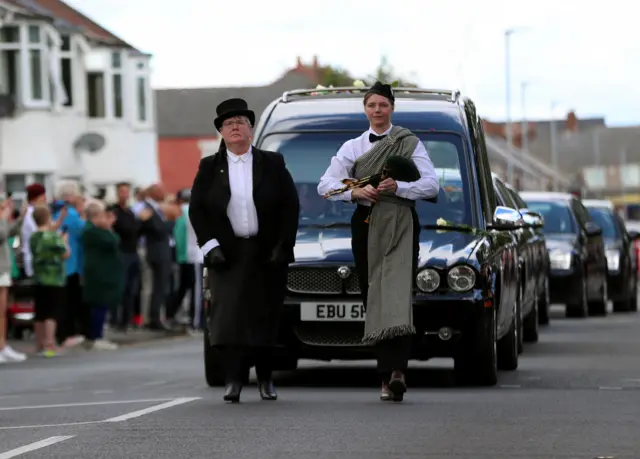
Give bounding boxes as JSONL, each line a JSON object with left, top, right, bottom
{"left": 505, "top": 27, "right": 527, "bottom": 184}
{"left": 550, "top": 101, "right": 559, "bottom": 191}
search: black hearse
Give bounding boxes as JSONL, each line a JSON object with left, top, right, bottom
{"left": 203, "top": 87, "right": 525, "bottom": 386}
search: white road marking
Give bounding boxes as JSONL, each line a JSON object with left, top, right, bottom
{"left": 103, "top": 397, "right": 200, "bottom": 422}
{"left": 598, "top": 386, "right": 622, "bottom": 391}
{"left": 0, "top": 397, "right": 177, "bottom": 411}
{"left": 139, "top": 380, "right": 167, "bottom": 387}
{"left": 91, "top": 390, "right": 114, "bottom": 395}
{"left": 0, "top": 421, "right": 100, "bottom": 431}
{"left": 0, "top": 436, "right": 74, "bottom": 458}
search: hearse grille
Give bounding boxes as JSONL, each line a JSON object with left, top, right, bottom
{"left": 287, "top": 267, "right": 361, "bottom": 295}
{"left": 294, "top": 323, "right": 369, "bottom": 347}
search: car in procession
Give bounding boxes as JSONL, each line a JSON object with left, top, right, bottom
{"left": 203, "top": 86, "right": 527, "bottom": 387}
{"left": 520, "top": 191, "right": 608, "bottom": 317}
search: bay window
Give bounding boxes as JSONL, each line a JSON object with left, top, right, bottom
{"left": 111, "top": 51, "right": 123, "bottom": 118}
{"left": 133, "top": 59, "right": 150, "bottom": 125}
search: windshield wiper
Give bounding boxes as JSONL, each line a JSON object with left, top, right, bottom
{"left": 422, "top": 224, "right": 479, "bottom": 233}
{"left": 300, "top": 222, "right": 351, "bottom": 229}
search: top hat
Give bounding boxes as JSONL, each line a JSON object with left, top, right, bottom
{"left": 214, "top": 98, "right": 255, "bottom": 131}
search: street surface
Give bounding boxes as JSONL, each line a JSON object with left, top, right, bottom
{"left": 1, "top": 305, "right": 639, "bottom": 458}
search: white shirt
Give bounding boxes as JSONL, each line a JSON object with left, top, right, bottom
{"left": 183, "top": 204, "right": 204, "bottom": 264}
{"left": 317, "top": 125, "right": 440, "bottom": 205}
{"left": 200, "top": 147, "right": 259, "bottom": 256}
{"left": 21, "top": 205, "right": 36, "bottom": 277}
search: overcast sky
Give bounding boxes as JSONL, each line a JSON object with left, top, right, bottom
{"left": 67, "top": 0, "right": 637, "bottom": 126}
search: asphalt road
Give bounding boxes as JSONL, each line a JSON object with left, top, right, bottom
{"left": 1, "top": 305, "right": 639, "bottom": 459}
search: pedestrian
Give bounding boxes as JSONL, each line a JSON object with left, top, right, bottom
{"left": 29, "top": 205, "right": 70, "bottom": 357}
{"left": 189, "top": 98, "right": 300, "bottom": 402}
{"left": 0, "top": 197, "right": 27, "bottom": 363}
{"left": 109, "top": 183, "right": 141, "bottom": 331}
{"left": 82, "top": 200, "right": 123, "bottom": 350}
{"left": 317, "top": 81, "right": 439, "bottom": 402}
{"left": 21, "top": 183, "right": 54, "bottom": 279}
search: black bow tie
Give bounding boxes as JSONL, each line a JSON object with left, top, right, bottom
{"left": 369, "top": 133, "right": 387, "bottom": 143}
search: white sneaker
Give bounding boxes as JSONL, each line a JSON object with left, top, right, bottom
{"left": 0, "top": 346, "right": 27, "bottom": 362}
{"left": 0, "top": 352, "right": 8, "bottom": 364}
{"left": 92, "top": 339, "right": 119, "bottom": 351}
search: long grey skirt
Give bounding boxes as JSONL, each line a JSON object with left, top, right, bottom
{"left": 207, "top": 238, "right": 284, "bottom": 347}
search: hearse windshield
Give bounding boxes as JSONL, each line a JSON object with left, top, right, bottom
{"left": 259, "top": 131, "right": 472, "bottom": 227}
{"left": 525, "top": 200, "right": 576, "bottom": 235}
{"left": 586, "top": 207, "right": 619, "bottom": 238}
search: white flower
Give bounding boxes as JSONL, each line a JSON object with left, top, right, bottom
{"left": 315, "top": 84, "right": 326, "bottom": 89}
{"left": 436, "top": 218, "right": 448, "bottom": 226}
{"left": 353, "top": 80, "right": 365, "bottom": 88}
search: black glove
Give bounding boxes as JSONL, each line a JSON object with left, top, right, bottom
{"left": 268, "top": 242, "right": 287, "bottom": 265}
{"left": 206, "top": 246, "right": 227, "bottom": 268}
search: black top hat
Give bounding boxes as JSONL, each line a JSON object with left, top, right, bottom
{"left": 214, "top": 98, "right": 256, "bottom": 131}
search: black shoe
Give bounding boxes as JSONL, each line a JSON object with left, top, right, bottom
{"left": 223, "top": 382, "right": 242, "bottom": 403}
{"left": 258, "top": 380, "right": 278, "bottom": 401}
{"left": 388, "top": 371, "right": 406, "bottom": 402}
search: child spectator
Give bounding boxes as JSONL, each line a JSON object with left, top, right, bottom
{"left": 30, "top": 205, "right": 70, "bottom": 357}
{"left": 82, "top": 200, "right": 123, "bottom": 350}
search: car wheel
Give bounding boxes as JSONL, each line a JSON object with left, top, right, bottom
{"left": 538, "top": 277, "right": 551, "bottom": 325}
{"left": 523, "top": 287, "right": 539, "bottom": 343}
{"left": 566, "top": 276, "right": 588, "bottom": 318}
{"left": 203, "top": 323, "right": 224, "bottom": 387}
{"left": 454, "top": 307, "right": 498, "bottom": 387}
{"left": 588, "top": 279, "right": 608, "bottom": 316}
{"left": 497, "top": 304, "right": 519, "bottom": 371}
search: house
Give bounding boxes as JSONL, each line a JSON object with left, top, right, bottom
{"left": 0, "top": 0, "right": 158, "bottom": 201}
{"left": 155, "top": 56, "right": 570, "bottom": 192}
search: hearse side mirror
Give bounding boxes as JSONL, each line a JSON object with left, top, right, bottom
{"left": 518, "top": 208, "right": 544, "bottom": 229}
{"left": 628, "top": 230, "right": 640, "bottom": 241}
{"left": 488, "top": 206, "right": 525, "bottom": 230}
{"left": 584, "top": 221, "right": 602, "bottom": 237}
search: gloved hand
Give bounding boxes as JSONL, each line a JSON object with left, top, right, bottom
{"left": 268, "top": 242, "right": 287, "bottom": 265}
{"left": 206, "top": 246, "right": 227, "bottom": 268}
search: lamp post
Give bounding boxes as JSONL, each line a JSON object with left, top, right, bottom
{"left": 550, "top": 101, "right": 559, "bottom": 191}
{"left": 505, "top": 27, "right": 526, "bottom": 184}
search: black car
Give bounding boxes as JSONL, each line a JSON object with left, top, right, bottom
{"left": 583, "top": 200, "right": 638, "bottom": 312}
{"left": 203, "top": 87, "right": 526, "bottom": 387}
{"left": 503, "top": 183, "right": 551, "bottom": 326}
{"left": 492, "top": 175, "right": 546, "bottom": 352}
{"left": 520, "top": 192, "right": 608, "bottom": 317}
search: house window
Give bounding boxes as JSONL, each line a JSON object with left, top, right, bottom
{"left": 0, "top": 49, "right": 18, "bottom": 99}
{"left": 23, "top": 24, "right": 47, "bottom": 104}
{"left": 0, "top": 26, "right": 19, "bottom": 43}
{"left": 111, "top": 51, "right": 123, "bottom": 118}
{"left": 29, "top": 49, "right": 42, "bottom": 99}
{"left": 4, "top": 174, "right": 26, "bottom": 194}
{"left": 133, "top": 57, "right": 150, "bottom": 125}
{"left": 136, "top": 76, "right": 146, "bottom": 122}
{"left": 87, "top": 71, "right": 105, "bottom": 118}
{"left": 61, "top": 57, "right": 72, "bottom": 106}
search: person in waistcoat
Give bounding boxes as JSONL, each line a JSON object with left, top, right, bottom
{"left": 317, "top": 82, "right": 439, "bottom": 402}
{"left": 189, "top": 98, "right": 300, "bottom": 403}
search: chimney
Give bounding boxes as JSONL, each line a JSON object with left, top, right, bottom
{"left": 566, "top": 110, "right": 578, "bottom": 132}
{"left": 296, "top": 56, "right": 302, "bottom": 69}
{"left": 312, "top": 55, "right": 319, "bottom": 68}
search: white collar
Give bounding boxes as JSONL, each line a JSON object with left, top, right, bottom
{"left": 227, "top": 146, "right": 252, "bottom": 163}
{"left": 367, "top": 124, "right": 393, "bottom": 137}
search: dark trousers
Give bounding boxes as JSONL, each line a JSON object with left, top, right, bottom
{"left": 167, "top": 263, "right": 195, "bottom": 320}
{"left": 111, "top": 252, "right": 140, "bottom": 328}
{"left": 219, "top": 345, "right": 273, "bottom": 384}
{"left": 351, "top": 205, "right": 419, "bottom": 382}
{"left": 56, "top": 273, "right": 88, "bottom": 344}
{"left": 148, "top": 259, "right": 171, "bottom": 324}
{"left": 89, "top": 305, "right": 109, "bottom": 340}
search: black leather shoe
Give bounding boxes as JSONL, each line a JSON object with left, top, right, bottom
{"left": 223, "top": 383, "right": 242, "bottom": 403}
{"left": 258, "top": 380, "right": 278, "bottom": 400}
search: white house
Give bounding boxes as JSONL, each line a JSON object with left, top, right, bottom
{"left": 0, "top": 0, "right": 158, "bottom": 202}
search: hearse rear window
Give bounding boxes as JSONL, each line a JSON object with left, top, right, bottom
{"left": 259, "top": 131, "right": 472, "bottom": 227}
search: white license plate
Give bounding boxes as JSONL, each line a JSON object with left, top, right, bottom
{"left": 300, "top": 303, "right": 366, "bottom": 321}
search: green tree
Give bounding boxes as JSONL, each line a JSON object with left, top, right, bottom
{"left": 365, "top": 55, "right": 418, "bottom": 87}
{"left": 318, "top": 65, "right": 356, "bottom": 87}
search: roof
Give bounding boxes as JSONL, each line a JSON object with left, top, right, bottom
{"left": 155, "top": 71, "right": 320, "bottom": 137}
{"left": 582, "top": 199, "right": 614, "bottom": 209}
{"left": 4, "top": 0, "right": 137, "bottom": 48}
{"left": 519, "top": 191, "right": 575, "bottom": 202}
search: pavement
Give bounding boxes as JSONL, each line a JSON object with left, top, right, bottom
{"left": 0, "top": 305, "right": 639, "bottom": 459}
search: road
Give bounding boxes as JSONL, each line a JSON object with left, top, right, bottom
{"left": 0, "top": 305, "right": 639, "bottom": 459}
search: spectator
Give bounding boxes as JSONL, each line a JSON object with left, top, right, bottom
{"left": 52, "top": 180, "right": 87, "bottom": 348}
{"left": 30, "top": 205, "right": 69, "bottom": 357}
{"left": 131, "top": 187, "right": 148, "bottom": 328}
{"left": 82, "top": 200, "right": 122, "bottom": 350}
{"left": 109, "top": 183, "right": 141, "bottom": 331}
{"left": 0, "top": 198, "right": 27, "bottom": 363}
{"left": 21, "top": 183, "right": 54, "bottom": 278}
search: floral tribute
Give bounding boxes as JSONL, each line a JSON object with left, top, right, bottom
{"left": 308, "top": 80, "right": 408, "bottom": 96}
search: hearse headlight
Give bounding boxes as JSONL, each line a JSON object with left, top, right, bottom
{"left": 447, "top": 266, "right": 476, "bottom": 292}
{"left": 605, "top": 249, "right": 620, "bottom": 271}
{"left": 549, "top": 249, "right": 572, "bottom": 270}
{"left": 416, "top": 269, "right": 440, "bottom": 292}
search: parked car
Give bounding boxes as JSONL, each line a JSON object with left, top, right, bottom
{"left": 583, "top": 199, "right": 638, "bottom": 312}
{"left": 203, "top": 86, "right": 525, "bottom": 387}
{"left": 520, "top": 192, "right": 608, "bottom": 317}
{"left": 503, "top": 183, "right": 551, "bottom": 326}
{"left": 492, "top": 175, "right": 546, "bottom": 352}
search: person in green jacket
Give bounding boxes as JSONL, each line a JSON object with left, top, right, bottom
{"left": 82, "top": 200, "right": 123, "bottom": 351}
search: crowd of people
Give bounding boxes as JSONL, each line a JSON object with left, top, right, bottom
{"left": 0, "top": 179, "right": 204, "bottom": 364}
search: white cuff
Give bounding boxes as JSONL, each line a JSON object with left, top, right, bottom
{"left": 395, "top": 181, "right": 410, "bottom": 198}
{"left": 200, "top": 239, "right": 220, "bottom": 256}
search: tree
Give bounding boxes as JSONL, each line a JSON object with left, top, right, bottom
{"left": 365, "top": 55, "right": 418, "bottom": 87}
{"left": 318, "top": 65, "right": 356, "bottom": 87}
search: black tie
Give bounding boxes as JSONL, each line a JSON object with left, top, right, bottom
{"left": 369, "top": 133, "right": 387, "bottom": 143}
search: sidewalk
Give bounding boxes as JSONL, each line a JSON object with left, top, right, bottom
{"left": 7, "top": 326, "right": 191, "bottom": 356}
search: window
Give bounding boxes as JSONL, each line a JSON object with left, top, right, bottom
{"left": 258, "top": 131, "right": 472, "bottom": 227}
{"left": 136, "top": 76, "right": 146, "bottom": 121}
{"left": 111, "top": 51, "right": 123, "bottom": 118}
{"left": 61, "top": 57, "right": 72, "bottom": 106}
{"left": 586, "top": 207, "right": 618, "bottom": 238}
{"left": 133, "top": 58, "right": 150, "bottom": 124}
{"left": 0, "top": 49, "right": 18, "bottom": 99}
{"left": 525, "top": 201, "right": 576, "bottom": 234}
{"left": 4, "top": 174, "right": 26, "bottom": 194}
{"left": 25, "top": 24, "right": 46, "bottom": 103}
{"left": 87, "top": 72, "right": 105, "bottom": 118}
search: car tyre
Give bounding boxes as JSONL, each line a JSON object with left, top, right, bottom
{"left": 566, "top": 276, "right": 588, "bottom": 318}
{"left": 497, "top": 304, "right": 519, "bottom": 371}
{"left": 538, "top": 277, "right": 551, "bottom": 325}
{"left": 454, "top": 308, "right": 498, "bottom": 387}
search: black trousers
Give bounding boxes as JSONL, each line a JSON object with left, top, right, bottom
{"left": 351, "top": 204, "right": 419, "bottom": 382}
{"left": 167, "top": 263, "right": 195, "bottom": 321}
{"left": 148, "top": 260, "right": 171, "bottom": 325}
{"left": 219, "top": 345, "right": 273, "bottom": 384}
{"left": 56, "top": 273, "right": 89, "bottom": 344}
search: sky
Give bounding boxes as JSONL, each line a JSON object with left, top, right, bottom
{"left": 66, "top": 0, "right": 639, "bottom": 126}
